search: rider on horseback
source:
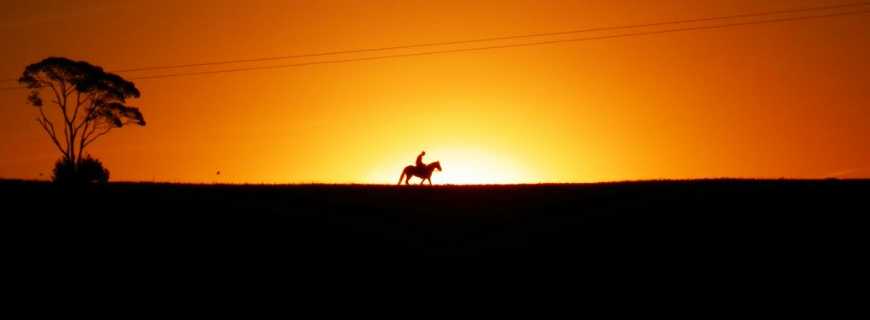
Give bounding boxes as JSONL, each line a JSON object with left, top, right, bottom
{"left": 416, "top": 151, "right": 426, "bottom": 172}
{"left": 399, "top": 150, "right": 441, "bottom": 185}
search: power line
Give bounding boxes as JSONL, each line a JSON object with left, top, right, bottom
{"left": 94, "top": 1, "right": 870, "bottom": 73}
{"left": 1, "top": 7, "right": 868, "bottom": 89}
{"left": 125, "top": 10, "right": 870, "bottom": 80}
{"left": 1, "top": 1, "right": 867, "bottom": 83}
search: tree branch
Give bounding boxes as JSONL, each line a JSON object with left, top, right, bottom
{"left": 81, "top": 119, "right": 97, "bottom": 147}
{"left": 59, "top": 79, "right": 77, "bottom": 162}
{"left": 64, "top": 83, "right": 76, "bottom": 97}
{"left": 83, "top": 126, "right": 112, "bottom": 148}
{"left": 43, "top": 78, "right": 65, "bottom": 116}
{"left": 77, "top": 117, "right": 93, "bottom": 164}
{"left": 36, "top": 101, "right": 70, "bottom": 157}
{"left": 74, "top": 94, "right": 98, "bottom": 132}
{"left": 77, "top": 113, "right": 105, "bottom": 163}
{"left": 71, "top": 90, "right": 82, "bottom": 127}
{"left": 40, "top": 77, "right": 72, "bottom": 159}
{"left": 81, "top": 118, "right": 110, "bottom": 149}
{"left": 36, "top": 115, "right": 65, "bottom": 156}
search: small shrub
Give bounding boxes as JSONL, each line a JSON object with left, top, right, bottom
{"left": 52, "top": 156, "right": 110, "bottom": 185}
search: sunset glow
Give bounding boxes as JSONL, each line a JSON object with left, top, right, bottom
{"left": 1, "top": 0, "right": 869, "bottom": 184}
{"left": 367, "top": 148, "right": 533, "bottom": 184}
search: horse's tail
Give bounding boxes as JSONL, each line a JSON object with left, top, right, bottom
{"left": 397, "top": 168, "right": 405, "bottom": 185}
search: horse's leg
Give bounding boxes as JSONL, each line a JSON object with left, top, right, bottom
{"left": 401, "top": 168, "right": 409, "bottom": 185}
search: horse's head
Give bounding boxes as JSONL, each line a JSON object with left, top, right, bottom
{"left": 431, "top": 161, "right": 442, "bottom": 172}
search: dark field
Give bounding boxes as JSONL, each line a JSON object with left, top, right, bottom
{"left": 3, "top": 179, "right": 868, "bottom": 260}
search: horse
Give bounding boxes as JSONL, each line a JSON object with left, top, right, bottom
{"left": 398, "top": 161, "right": 442, "bottom": 185}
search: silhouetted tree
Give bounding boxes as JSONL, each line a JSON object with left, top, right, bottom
{"left": 18, "top": 57, "right": 145, "bottom": 178}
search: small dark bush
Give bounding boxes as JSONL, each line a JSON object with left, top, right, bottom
{"left": 52, "top": 156, "right": 110, "bottom": 185}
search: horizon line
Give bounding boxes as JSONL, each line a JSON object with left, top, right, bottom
{"left": 2, "top": 177, "right": 867, "bottom": 186}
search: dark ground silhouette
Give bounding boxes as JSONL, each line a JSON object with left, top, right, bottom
{"left": 3, "top": 179, "right": 867, "bottom": 260}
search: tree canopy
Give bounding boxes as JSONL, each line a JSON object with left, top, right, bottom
{"left": 18, "top": 57, "right": 145, "bottom": 164}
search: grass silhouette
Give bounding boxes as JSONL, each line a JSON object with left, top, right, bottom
{"left": 3, "top": 178, "right": 867, "bottom": 258}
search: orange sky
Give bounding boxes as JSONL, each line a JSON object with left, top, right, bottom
{"left": 1, "top": 0, "right": 868, "bottom": 183}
